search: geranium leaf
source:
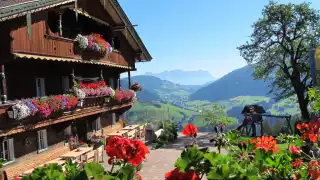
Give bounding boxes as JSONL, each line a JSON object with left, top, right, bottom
{"left": 119, "top": 164, "right": 136, "bottom": 180}
{"left": 294, "top": 139, "right": 303, "bottom": 146}
{"left": 207, "top": 169, "right": 223, "bottom": 179}
{"left": 174, "top": 157, "right": 188, "bottom": 171}
{"left": 221, "top": 164, "right": 230, "bottom": 178}
{"left": 84, "top": 162, "right": 105, "bottom": 178}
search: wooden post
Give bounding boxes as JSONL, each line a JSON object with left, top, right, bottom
{"left": 100, "top": 69, "right": 104, "bottom": 80}
{"left": 58, "top": 12, "right": 63, "bottom": 36}
{"left": 128, "top": 70, "right": 131, "bottom": 89}
{"left": 0, "top": 65, "right": 7, "bottom": 104}
{"left": 117, "top": 75, "right": 121, "bottom": 89}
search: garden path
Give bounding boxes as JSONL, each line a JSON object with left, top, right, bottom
{"left": 102, "top": 133, "right": 227, "bottom": 180}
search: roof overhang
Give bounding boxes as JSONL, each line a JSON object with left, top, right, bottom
{"left": 13, "top": 53, "right": 133, "bottom": 70}
{"left": 106, "top": 0, "right": 152, "bottom": 62}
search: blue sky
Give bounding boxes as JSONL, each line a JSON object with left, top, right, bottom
{"left": 119, "top": 0, "right": 320, "bottom": 78}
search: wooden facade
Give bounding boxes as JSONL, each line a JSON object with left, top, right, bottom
{"left": 0, "top": 0, "right": 151, "bottom": 179}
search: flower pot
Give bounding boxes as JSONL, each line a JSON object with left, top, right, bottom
{"left": 77, "top": 99, "right": 84, "bottom": 107}
{"left": 105, "top": 97, "right": 110, "bottom": 103}
{"left": 8, "top": 109, "right": 17, "bottom": 119}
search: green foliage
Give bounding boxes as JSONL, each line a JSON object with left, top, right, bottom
{"left": 167, "top": 130, "right": 317, "bottom": 179}
{"left": 64, "top": 160, "right": 82, "bottom": 180}
{"left": 152, "top": 120, "right": 178, "bottom": 149}
{"left": 22, "top": 164, "right": 65, "bottom": 180}
{"left": 308, "top": 87, "right": 320, "bottom": 112}
{"left": 238, "top": 1, "right": 320, "bottom": 120}
{"left": 21, "top": 161, "right": 141, "bottom": 180}
{"left": 200, "top": 104, "right": 236, "bottom": 128}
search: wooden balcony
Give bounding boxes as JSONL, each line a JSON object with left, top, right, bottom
{"left": 0, "top": 101, "right": 134, "bottom": 137}
{"left": 9, "top": 19, "right": 131, "bottom": 68}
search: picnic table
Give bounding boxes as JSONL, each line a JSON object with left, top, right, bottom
{"left": 46, "top": 158, "right": 66, "bottom": 166}
{"left": 107, "top": 130, "right": 129, "bottom": 137}
{"left": 123, "top": 125, "right": 140, "bottom": 130}
{"left": 60, "top": 147, "right": 93, "bottom": 160}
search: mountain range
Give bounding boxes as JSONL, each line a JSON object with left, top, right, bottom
{"left": 144, "top": 70, "right": 215, "bottom": 85}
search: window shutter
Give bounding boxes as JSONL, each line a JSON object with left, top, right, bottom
{"left": 8, "top": 138, "right": 14, "bottom": 160}
{"left": 37, "top": 130, "right": 41, "bottom": 150}
{"left": 43, "top": 129, "right": 48, "bottom": 149}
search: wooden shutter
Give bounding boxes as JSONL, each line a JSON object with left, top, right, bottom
{"left": 8, "top": 138, "right": 14, "bottom": 161}
{"left": 43, "top": 129, "right": 48, "bottom": 149}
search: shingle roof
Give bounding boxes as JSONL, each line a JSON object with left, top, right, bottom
{"left": 0, "top": 0, "right": 74, "bottom": 21}
{"left": 0, "top": 0, "right": 34, "bottom": 8}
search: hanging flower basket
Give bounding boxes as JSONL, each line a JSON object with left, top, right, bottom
{"left": 75, "top": 33, "right": 112, "bottom": 57}
{"left": 130, "top": 82, "right": 142, "bottom": 92}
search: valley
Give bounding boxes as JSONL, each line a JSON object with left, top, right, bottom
{"left": 122, "top": 68, "right": 300, "bottom": 130}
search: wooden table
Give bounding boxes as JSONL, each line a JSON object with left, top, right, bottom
{"left": 123, "top": 125, "right": 139, "bottom": 130}
{"left": 108, "top": 130, "right": 129, "bottom": 137}
{"left": 60, "top": 147, "right": 93, "bottom": 160}
{"left": 45, "top": 158, "right": 66, "bottom": 166}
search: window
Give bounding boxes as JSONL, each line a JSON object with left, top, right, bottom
{"left": 36, "top": 78, "right": 46, "bottom": 97}
{"left": 92, "top": 117, "right": 102, "bottom": 132}
{"left": 37, "top": 129, "right": 48, "bottom": 153}
{"left": 62, "top": 76, "right": 70, "bottom": 93}
{"left": 108, "top": 77, "right": 115, "bottom": 89}
{"left": 0, "top": 138, "right": 14, "bottom": 163}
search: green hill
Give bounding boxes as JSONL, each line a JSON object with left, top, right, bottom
{"left": 121, "top": 75, "right": 198, "bottom": 102}
{"left": 190, "top": 66, "right": 273, "bottom": 101}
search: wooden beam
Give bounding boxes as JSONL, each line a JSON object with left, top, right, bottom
{"left": 128, "top": 70, "right": 131, "bottom": 89}
{"left": 0, "top": 65, "right": 7, "bottom": 104}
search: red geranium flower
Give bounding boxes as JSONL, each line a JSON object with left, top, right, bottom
{"left": 289, "top": 145, "right": 302, "bottom": 155}
{"left": 292, "top": 159, "right": 303, "bottom": 168}
{"left": 106, "top": 136, "right": 150, "bottom": 167}
{"left": 182, "top": 124, "right": 198, "bottom": 137}
{"left": 165, "top": 168, "right": 200, "bottom": 180}
{"left": 297, "top": 120, "right": 320, "bottom": 143}
{"left": 250, "top": 136, "right": 279, "bottom": 153}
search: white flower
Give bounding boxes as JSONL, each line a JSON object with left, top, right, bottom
{"left": 12, "top": 101, "right": 31, "bottom": 120}
{"left": 75, "top": 34, "right": 88, "bottom": 49}
{"left": 73, "top": 87, "right": 86, "bottom": 100}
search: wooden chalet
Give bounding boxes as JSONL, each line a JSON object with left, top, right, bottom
{"left": 0, "top": 0, "right": 152, "bottom": 179}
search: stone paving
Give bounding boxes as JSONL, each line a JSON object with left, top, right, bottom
{"left": 102, "top": 133, "right": 225, "bottom": 180}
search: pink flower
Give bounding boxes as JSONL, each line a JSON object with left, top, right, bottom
{"left": 289, "top": 145, "right": 302, "bottom": 155}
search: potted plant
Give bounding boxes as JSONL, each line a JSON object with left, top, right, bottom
{"left": 130, "top": 82, "right": 142, "bottom": 92}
